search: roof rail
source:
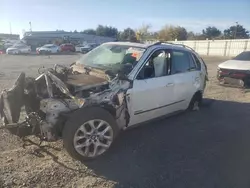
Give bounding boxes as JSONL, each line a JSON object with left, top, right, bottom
{"left": 148, "top": 41, "right": 196, "bottom": 52}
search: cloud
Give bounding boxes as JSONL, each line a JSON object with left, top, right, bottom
{"left": 134, "top": 17, "right": 250, "bottom": 33}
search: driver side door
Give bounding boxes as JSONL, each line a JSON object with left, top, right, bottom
{"left": 127, "top": 49, "right": 178, "bottom": 126}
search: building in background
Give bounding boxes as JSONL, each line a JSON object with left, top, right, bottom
{"left": 0, "top": 33, "right": 20, "bottom": 40}
{"left": 0, "top": 33, "right": 21, "bottom": 50}
{"left": 22, "top": 31, "right": 116, "bottom": 50}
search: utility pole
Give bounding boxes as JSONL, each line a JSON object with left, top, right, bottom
{"left": 9, "top": 22, "right": 12, "bottom": 34}
{"left": 234, "top": 21, "right": 238, "bottom": 39}
{"left": 29, "top": 22, "right": 32, "bottom": 32}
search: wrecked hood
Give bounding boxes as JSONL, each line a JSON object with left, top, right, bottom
{"left": 72, "top": 62, "right": 124, "bottom": 79}
{"left": 0, "top": 65, "right": 131, "bottom": 126}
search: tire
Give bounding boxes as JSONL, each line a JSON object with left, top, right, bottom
{"left": 62, "top": 106, "right": 119, "bottom": 161}
{"left": 187, "top": 92, "right": 202, "bottom": 111}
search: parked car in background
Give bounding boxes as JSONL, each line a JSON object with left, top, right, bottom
{"left": 217, "top": 51, "right": 250, "bottom": 88}
{"left": 81, "top": 43, "right": 99, "bottom": 53}
{"left": 6, "top": 44, "right": 31, "bottom": 55}
{"left": 75, "top": 44, "right": 85, "bottom": 52}
{"left": 60, "top": 43, "right": 75, "bottom": 52}
{"left": 37, "top": 44, "right": 60, "bottom": 54}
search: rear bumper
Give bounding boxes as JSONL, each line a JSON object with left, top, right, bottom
{"left": 217, "top": 68, "right": 250, "bottom": 87}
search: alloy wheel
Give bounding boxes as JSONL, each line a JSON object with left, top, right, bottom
{"left": 73, "top": 119, "right": 114, "bottom": 158}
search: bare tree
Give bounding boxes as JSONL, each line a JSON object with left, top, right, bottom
{"left": 135, "top": 24, "right": 151, "bottom": 41}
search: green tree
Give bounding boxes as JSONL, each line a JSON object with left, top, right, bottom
{"left": 118, "top": 28, "right": 137, "bottom": 41}
{"left": 202, "top": 26, "right": 221, "bottom": 39}
{"left": 81, "top": 29, "right": 96, "bottom": 35}
{"left": 95, "top": 25, "right": 118, "bottom": 38}
{"left": 187, "top": 31, "right": 196, "bottom": 40}
{"left": 224, "top": 24, "right": 249, "bottom": 39}
{"left": 194, "top": 33, "right": 206, "bottom": 40}
{"left": 158, "top": 25, "right": 188, "bottom": 41}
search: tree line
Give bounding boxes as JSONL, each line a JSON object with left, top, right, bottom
{"left": 72, "top": 23, "right": 249, "bottom": 42}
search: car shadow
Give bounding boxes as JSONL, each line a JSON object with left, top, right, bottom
{"left": 82, "top": 98, "right": 250, "bottom": 188}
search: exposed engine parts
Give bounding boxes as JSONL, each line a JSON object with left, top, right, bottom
{"left": 0, "top": 64, "right": 130, "bottom": 142}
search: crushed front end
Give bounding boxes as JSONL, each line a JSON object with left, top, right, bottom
{"left": 0, "top": 65, "right": 130, "bottom": 142}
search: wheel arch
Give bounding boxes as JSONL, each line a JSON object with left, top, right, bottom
{"left": 57, "top": 105, "right": 117, "bottom": 137}
{"left": 194, "top": 90, "right": 203, "bottom": 100}
{"left": 187, "top": 90, "right": 203, "bottom": 111}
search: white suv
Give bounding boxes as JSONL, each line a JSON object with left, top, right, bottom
{"left": 0, "top": 42, "right": 208, "bottom": 161}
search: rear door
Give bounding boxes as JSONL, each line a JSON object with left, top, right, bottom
{"left": 169, "top": 50, "right": 201, "bottom": 110}
{"left": 191, "top": 53, "right": 207, "bottom": 91}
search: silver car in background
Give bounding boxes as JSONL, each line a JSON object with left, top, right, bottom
{"left": 6, "top": 44, "right": 31, "bottom": 55}
{"left": 37, "top": 44, "right": 60, "bottom": 54}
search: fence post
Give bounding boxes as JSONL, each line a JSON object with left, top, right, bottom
{"left": 224, "top": 41, "right": 228, "bottom": 56}
{"left": 244, "top": 40, "right": 248, "bottom": 51}
{"left": 207, "top": 41, "right": 210, "bottom": 56}
{"left": 227, "top": 40, "right": 232, "bottom": 56}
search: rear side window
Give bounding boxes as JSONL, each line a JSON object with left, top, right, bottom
{"left": 171, "top": 50, "right": 196, "bottom": 74}
{"left": 192, "top": 53, "right": 201, "bottom": 70}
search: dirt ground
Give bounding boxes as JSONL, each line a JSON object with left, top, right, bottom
{"left": 1, "top": 54, "right": 250, "bottom": 188}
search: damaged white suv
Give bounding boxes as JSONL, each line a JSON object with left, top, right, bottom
{"left": 0, "top": 42, "right": 208, "bottom": 161}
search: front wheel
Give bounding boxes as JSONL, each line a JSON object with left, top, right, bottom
{"left": 62, "top": 107, "right": 119, "bottom": 161}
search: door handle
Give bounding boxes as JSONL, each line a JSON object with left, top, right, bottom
{"left": 166, "top": 83, "right": 174, "bottom": 87}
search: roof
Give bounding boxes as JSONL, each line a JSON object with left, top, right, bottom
{"left": 104, "top": 42, "right": 149, "bottom": 48}
{"left": 103, "top": 41, "right": 195, "bottom": 52}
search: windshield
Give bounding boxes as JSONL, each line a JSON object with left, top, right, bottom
{"left": 77, "top": 43, "right": 145, "bottom": 69}
{"left": 233, "top": 51, "right": 250, "bottom": 61}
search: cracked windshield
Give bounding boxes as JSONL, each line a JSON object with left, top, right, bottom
{"left": 0, "top": 0, "right": 250, "bottom": 187}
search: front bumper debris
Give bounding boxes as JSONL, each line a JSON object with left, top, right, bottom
{"left": 0, "top": 69, "right": 84, "bottom": 140}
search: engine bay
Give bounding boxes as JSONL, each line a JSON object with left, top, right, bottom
{"left": 0, "top": 64, "right": 130, "bottom": 142}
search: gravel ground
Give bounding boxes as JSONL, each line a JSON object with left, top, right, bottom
{"left": 1, "top": 54, "right": 250, "bottom": 188}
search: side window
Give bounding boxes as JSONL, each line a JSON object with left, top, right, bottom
{"left": 171, "top": 50, "right": 197, "bottom": 74}
{"left": 137, "top": 50, "right": 169, "bottom": 80}
{"left": 192, "top": 53, "right": 201, "bottom": 70}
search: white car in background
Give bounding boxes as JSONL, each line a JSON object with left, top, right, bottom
{"left": 75, "top": 44, "right": 84, "bottom": 52}
{"left": 6, "top": 44, "right": 31, "bottom": 55}
{"left": 217, "top": 51, "right": 250, "bottom": 87}
{"left": 37, "top": 44, "right": 60, "bottom": 54}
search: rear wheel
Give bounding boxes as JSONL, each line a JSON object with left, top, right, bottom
{"left": 62, "top": 107, "right": 119, "bottom": 161}
{"left": 187, "top": 92, "right": 202, "bottom": 111}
